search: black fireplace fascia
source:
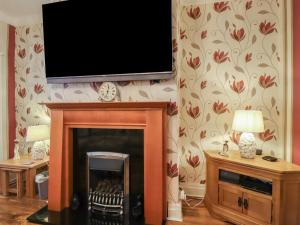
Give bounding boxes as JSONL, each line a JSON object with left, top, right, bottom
{"left": 73, "top": 128, "right": 144, "bottom": 218}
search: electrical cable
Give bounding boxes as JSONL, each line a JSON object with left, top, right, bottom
{"left": 183, "top": 186, "right": 207, "bottom": 209}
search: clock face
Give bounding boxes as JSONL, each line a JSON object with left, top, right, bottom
{"left": 99, "top": 82, "right": 117, "bottom": 102}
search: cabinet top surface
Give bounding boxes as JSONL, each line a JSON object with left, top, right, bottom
{"left": 205, "top": 150, "right": 300, "bottom": 174}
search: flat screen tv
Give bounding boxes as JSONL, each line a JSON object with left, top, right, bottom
{"left": 42, "top": 0, "right": 173, "bottom": 84}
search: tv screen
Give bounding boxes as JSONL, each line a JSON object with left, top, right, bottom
{"left": 42, "top": 0, "right": 173, "bottom": 84}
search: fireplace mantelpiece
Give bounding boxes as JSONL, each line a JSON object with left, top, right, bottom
{"left": 46, "top": 102, "right": 168, "bottom": 225}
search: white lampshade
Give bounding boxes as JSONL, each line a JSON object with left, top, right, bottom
{"left": 26, "top": 125, "right": 50, "bottom": 142}
{"left": 232, "top": 110, "right": 264, "bottom": 133}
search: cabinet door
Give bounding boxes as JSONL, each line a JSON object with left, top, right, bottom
{"left": 243, "top": 192, "right": 272, "bottom": 224}
{"left": 219, "top": 183, "right": 243, "bottom": 213}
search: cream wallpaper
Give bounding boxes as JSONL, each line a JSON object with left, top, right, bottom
{"left": 176, "top": 0, "right": 286, "bottom": 187}
{"left": 15, "top": 0, "right": 286, "bottom": 209}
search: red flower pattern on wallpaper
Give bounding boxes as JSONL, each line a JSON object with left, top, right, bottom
{"left": 213, "top": 50, "right": 230, "bottom": 64}
{"left": 172, "top": 39, "right": 178, "bottom": 53}
{"left": 180, "top": 29, "right": 187, "bottom": 40}
{"left": 259, "top": 129, "right": 276, "bottom": 142}
{"left": 259, "top": 21, "right": 277, "bottom": 35}
{"left": 187, "top": 55, "right": 201, "bottom": 70}
{"left": 187, "top": 103, "right": 200, "bottom": 119}
{"left": 179, "top": 175, "right": 186, "bottom": 183}
{"left": 213, "top": 101, "right": 230, "bottom": 114}
{"left": 34, "top": 43, "right": 44, "bottom": 54}
{"left": 187, "top": 6, "right": 201, "bottom": 20}
{"left": 26, "top": 67, "right": 31, "bottom": 75}
{"left": 231, "top": 131, "right": 241, "bottom": 145}
{"left": 150, "top": 80, "right": 161, "bottom": 85}
{"left": 179, "top": 127, "right": 187, "bottom": 137}
{"left": 34, "top": 84, "right": 44, "bottom": 94}
{"left": 200, "top": 130, "right": 206, "bottom": 139}
{"left": 245, "top": 53, "right": 252, "bottom": 63}
{"left": 27, "top": 107, "right": 31, "bottom": 114}
{"left": 117, "top": 81, "right": 131, "bottom": 86}
{"left": 18, "top": 48, "right": 26, "bottom": 59}
{"left": 90, "top": 82, "right": 102, "bottom": 93}
{"left": 214, "top": 1, "right": 230, "bottom": 13}
{"left": 18, "top": 87, "right": 27, "bottom": 98}
{"left": 230, "top": 80, "right": 245, "bottom": 94}
{"left": 230, "top": 27, "right": 246, "bottom": 42}
{"left": 18, "top": 127, "right": 27, "bottom": 138}
{"left": 200, "top": 81, "right": 207, "bottom": 89}
{"left": 259, "top": 75, "right": 277, "bottom": 89}
{"left": 167, "top": 161, "right": 179, "bottom": 178}
{"left": 186, "top": 152, "right": 200, "bottom": 168}
{"left": 179, "top": 79, "right": 187, "bottom": 89}
{"left": 245, "top": 1, "right": 252, "bottom": 10}
{"left": 201, "top": 30, "right": 207, "bottom": 39}
{"left": 167, "top": 101, "right": 178, "bottom": 117}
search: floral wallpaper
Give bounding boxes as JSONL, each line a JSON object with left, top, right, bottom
{"left": 14, "top": 0, "right": 286, "bottom": 209}
{"left": 176, "top": 0, "right": 286, "bottom": 188}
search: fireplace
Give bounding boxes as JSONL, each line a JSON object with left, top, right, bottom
{"left": 72, "top": 128, "right": 144, "bottom": 222}
{"left": 87, "top": 152, "right": 129, "bottom": 216}
{"left": 33, "top": 102, "right": 168, "bottom": 225}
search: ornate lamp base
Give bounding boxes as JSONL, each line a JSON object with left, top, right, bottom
{"left": 238, "top": 132, "right": 256, "bottom": 159}
{"left": 32, "top": 141, "right": 46, "bottom": 160}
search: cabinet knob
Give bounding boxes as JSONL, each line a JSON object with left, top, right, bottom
{"left": 238, "top": 197, "right": 243, "bottom": 207}
{"left": 243, "top": 198, "right": 249, "bottom": 209}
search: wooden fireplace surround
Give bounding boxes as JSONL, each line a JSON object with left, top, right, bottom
{"left": 45, "top": 102, "right": 168, "bottom": 225}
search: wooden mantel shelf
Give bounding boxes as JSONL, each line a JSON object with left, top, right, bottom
{"left": 43, "top": 102, "right": 169, "bottom": 110}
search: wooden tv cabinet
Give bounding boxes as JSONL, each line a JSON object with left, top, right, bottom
{"left": 204, "top": 150, "right": 300, "bottom": 225}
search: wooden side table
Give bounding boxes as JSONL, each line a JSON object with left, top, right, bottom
{"left": 0, "top": 168, "right": 25, "bottom": 197}
{"left": 0, "top": 157, "right": 49, "bottom": 198}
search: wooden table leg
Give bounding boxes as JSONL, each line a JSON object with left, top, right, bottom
{"left": 0, "top": 170, "right": 9, "bottom": 196}
{"left": 0, "top": 170, "right": 2, "bottom": 194}
{"left": 25, "top": 168, "right": 37, "bottom": 198}
{"left": 16, "top": 171, "right": 23, "bottom": 198}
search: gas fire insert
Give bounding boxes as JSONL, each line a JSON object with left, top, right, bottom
{"left": 87, "top": 152, "right": 129, "bottom": 216}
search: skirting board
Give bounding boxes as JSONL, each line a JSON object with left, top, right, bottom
{"left": 180, "top": 183, "right": 206, "bottom": 198}
{"left": 167, "top": 201, "right": 183, "bottom": 222}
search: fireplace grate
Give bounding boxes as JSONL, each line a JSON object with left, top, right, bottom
{"left": 89, "top": 190, "right": 124, "bottom": 215}
{"left": 87, "top": 152, "right": 129, "bottom": 217}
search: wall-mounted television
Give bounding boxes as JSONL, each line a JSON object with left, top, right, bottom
{"left": 42, "top": 0, "right": 173, "bottom": 84}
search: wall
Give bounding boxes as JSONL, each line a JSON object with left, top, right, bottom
{"left": 177, "top": 0, "right": 287, "bottom": 194}
{"left": 293, "top": 0, "right": 300, "bottom": 165}
{"left": 14, "top": 0, "right": 288, "bottom": 213}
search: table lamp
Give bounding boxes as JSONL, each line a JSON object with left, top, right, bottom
{"left": 232, "top": 110, "right": 264, "bottom": 159}
{"left": 26, "top": 125, "right": 50, "bottom": 160}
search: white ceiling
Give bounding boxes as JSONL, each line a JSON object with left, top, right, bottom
{"left": 0, "top": 0, "right": 63, "bottom": 26}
